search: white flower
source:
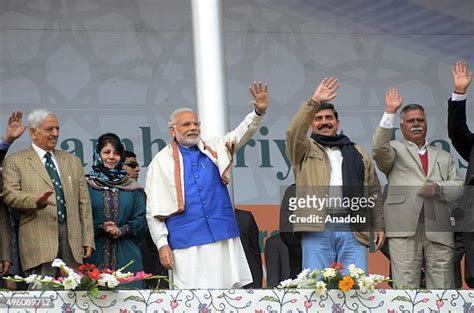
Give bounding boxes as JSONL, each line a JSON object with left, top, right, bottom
{"left": 296, "top": 278, "right": 315, "bottom": 288}
{"left": 25, "top": 274, "right": 38, "bottom": 284}
{"left": 315, "top": 281, "right": 327, "bottom": 296}
{"left": 114, "top": 270, "right": 133, "bottom": 280}
{"left": 40, "top": 276, "right": 55, "bottom": 283}
{"left": 25, "top": 275, "right": 44, "bottom": 289}
{"left": 67, "top": 270, "right": 82, "bottom": 282}
{"left": 63, "top": 277, "right": 79, "bottom": 290}
{"left": 296, "top": 269, "right": 311, "bottom": 280}
{"left": 357, "top": 276, "right": 371, "bottom": 293}
{"left": 278, "top": 278, "right": 295, "bottom": 288}
{"left": 98, "top": 273, "right": 120, "bottom": 288}
{"left": 51, "top": 259, "right": 66, "bottom": 268}
{"left": 309, "top": 269, "right": 319, "bottom": 279}
{"left": 322, "top": 268, "right": 336, "bottom": 279}
{"left": 368, "top": 274, "right": 386, "bottom": 283}
{"left": 347, "top": 264, "right": 364, "bottom": 278}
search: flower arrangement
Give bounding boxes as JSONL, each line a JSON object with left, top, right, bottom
{"left": 278, "top": 262, "right": 389, "bottom": 295}
{"left": 4, "top": 259, "right": 166, "bottom": 298}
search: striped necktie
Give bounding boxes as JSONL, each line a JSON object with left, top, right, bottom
{"left": 44, "top": 152, "right": 66, "bottom": 223}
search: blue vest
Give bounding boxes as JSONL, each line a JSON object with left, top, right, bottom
{"left": 165, "top": 145, "right": 240, "bottom": 250}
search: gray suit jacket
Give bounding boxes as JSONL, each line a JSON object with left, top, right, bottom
{"left": 2, "top": 146, "right": 94, "bottom": 270}
{"left": 373, "top": 126, "right": 463, "bottom": 247}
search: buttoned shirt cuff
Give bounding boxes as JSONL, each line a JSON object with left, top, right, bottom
{"left": 452, "top": 92, "right": 467, "bottom": 102}
{"left": 379, "top": 112, "right": 396, "bottom": 129}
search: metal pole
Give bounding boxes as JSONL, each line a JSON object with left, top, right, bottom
{"left": 190, "top": 0, "right": 234, "bottom": 202}
{"left": 190, "top": 0, "right": 229, "bottom": 139}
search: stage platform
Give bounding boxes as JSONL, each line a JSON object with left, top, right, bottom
{"left": 0, "top": 288, "right": 472, "bottom": 312}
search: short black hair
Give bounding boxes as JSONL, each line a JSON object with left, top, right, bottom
{"left": 400, "top": 103, "right": 425, "bottom": 120}
{"left": 316, "top": 102, "right": 338, "bottom": 120}
{"left": 97, "top": 133, "right": 124, "bottom": 162}
{"left": 124, "top": 150, "right": 136, "bottom": 159}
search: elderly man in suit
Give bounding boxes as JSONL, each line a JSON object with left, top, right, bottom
{"left": 373, "top": 88, "right": 463, "bottom": 289}
{"left": 2, "top": 109, "right": 94, "bottom": 277}
{"left": 1, "top": 112, "right": 27, "bottom": 279}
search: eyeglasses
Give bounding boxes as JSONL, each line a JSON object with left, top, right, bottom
{"left": 124, "top": 161, "right": 139, "bottom": 169}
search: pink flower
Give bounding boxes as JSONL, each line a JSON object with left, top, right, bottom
{"left": 170, "top": 300, "right": 178, "bottom": 309}
{"left": 234, "top": 296, "right": 242, "bottom": 301}
{"left": 289, "top": 299, "right": 297, "bottom": 303}
{"left": 304, "top": 300, "right": 312, "bottom": 308}
{"left": 134, "top": 271, "right": 152, "bottom": 280}
{"left": 420, "top": 298, "right": 429, "bottom": 303}
{"left": 436, "top": 300, "right": 444, "bottom": 308}
{"left": 155, "top": 299, "right": 163, "bottom": 304}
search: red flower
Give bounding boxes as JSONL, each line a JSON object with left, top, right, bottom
{"left": 119, "top": 309, "right": 129, "bottom": 313}
{"left": 88, "top": 268, "right": 101, "bottom": 280}
{"left": 79, "top": 264, "right": 97, "bottom": 273}
{"left": 331, "top": 261, "right": 344, "bottom": 270}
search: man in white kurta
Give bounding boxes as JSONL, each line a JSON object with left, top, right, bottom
{"left": 145, "top": 82, "right": 269, "bottom": 288}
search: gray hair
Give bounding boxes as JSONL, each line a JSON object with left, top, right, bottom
{"left": 28, "top": 109, "right": 56, "bottom": 130}
{"left": 400, "top": 103, "right": 426, "bottom": 123}
{"left": 168, "top": 107, "right": 195, "bottom": 127}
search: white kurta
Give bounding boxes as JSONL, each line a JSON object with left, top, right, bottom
{"left": 171, "top": 237, "right": 252, "bottom": 289}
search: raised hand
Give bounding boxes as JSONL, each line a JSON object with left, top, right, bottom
{"left": 385, "top": 88, "right": 404, "bottom": 114}
{"left": 35, "top": 190, "right": 54, "bottom": 206}
{"left": 3, "top": 111, "right": 27, "bottom": 144}
{"left": 311, "top": 77, "right": 340, "bottom": 103}
{"left": 452, "top": 60, "right": 472, "bottom": 94}
{"left": 249, "top": 81, "right": 269, "bottom": 115}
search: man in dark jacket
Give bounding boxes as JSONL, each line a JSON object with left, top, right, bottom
{"left": 448, "top": 60, "right": 474, "bottom": 288}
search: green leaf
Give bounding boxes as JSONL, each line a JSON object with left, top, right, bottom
{"left": 391, "top": 296, "right": 412, "bottom": 303}
{"left": 259, "top": 296, "right": 280, "bottom": 303}
{"left": 88, "top": 287, "right": 100, "bottom": 299}
{"left": 124, "top": 295, "right": 146, "bottom": 303}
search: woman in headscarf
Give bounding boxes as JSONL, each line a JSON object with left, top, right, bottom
{"left": 85, "top": 133, "right": 147, "bottom": 288}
